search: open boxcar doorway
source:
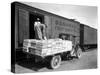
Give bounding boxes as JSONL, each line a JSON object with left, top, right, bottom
{"left": 29, "top": 13, "right": 44, "bottom": 39}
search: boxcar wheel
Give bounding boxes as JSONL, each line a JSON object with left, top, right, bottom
{"left": 49, "top": 55, "right": 61, "bottom": 69}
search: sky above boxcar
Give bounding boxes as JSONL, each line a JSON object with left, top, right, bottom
{"left": 22, "top": 2, "right": 98, "bottom": 29}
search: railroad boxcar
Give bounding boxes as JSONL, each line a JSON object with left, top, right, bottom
{"left": 80, "top": 24, "right": 97, "bottom": 51}
{"left": 12, "top": 2, "right": 80, "bottom": 49}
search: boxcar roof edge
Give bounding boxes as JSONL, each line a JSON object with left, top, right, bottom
{"left": 12, "top": 1, "right": 80, "bottom": 24}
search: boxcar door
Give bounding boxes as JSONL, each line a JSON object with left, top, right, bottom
{"left": 18, "top": 9, "right": 29, "bottom": 47}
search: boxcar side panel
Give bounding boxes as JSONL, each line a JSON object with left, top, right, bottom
{"left": 84, "top": 25, "right": 97, "bottom": 45}
{"left": 50, "top": 16, "right": 80, "bottom": 38}
{"left": 18, "top": 8, "right": 29, "bottom": 47}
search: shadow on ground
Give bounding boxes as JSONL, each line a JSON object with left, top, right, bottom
{"left": 15, "top": 51, "right": 72, "bottom": 72}
{"left": 16, "top": 49, "right": 49, "bottom": 71}
{"left": 16, "top": 58, "right": 48, "bottom": 71}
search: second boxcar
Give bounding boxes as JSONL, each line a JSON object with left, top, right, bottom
{"left": 80, "top": 24, "right": 97, "bottom": 50}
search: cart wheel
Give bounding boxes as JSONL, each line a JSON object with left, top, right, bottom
{"left": 76, "top": 47, "right": 82, "bottom": 59}
{"left": 49, "top": 55, "right": 61, "bottom": 69}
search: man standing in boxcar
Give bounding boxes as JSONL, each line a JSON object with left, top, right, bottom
{"left": 34, "top": 18, "right": 47, "bottom": 40}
